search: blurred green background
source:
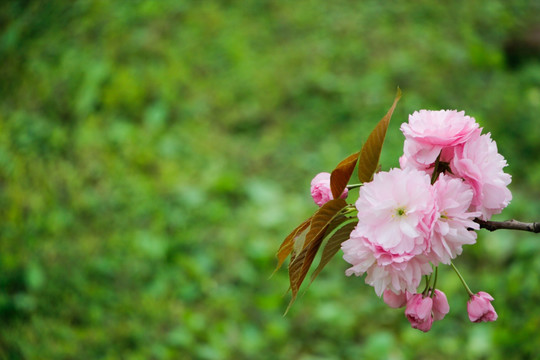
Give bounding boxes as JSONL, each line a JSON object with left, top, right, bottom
{"left": 1, "top": 0, "right": 540, "bottom": 359}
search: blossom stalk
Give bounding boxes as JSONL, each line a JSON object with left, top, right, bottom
{"left": 450, "top": 262, "right": 473, "bottom": 297}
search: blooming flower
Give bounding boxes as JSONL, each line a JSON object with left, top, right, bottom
{"left": 432, "top": 289, "right": 450, "bottom": 321}
{"left": 467, "top": 291, "right": 498, "bottom": 323}
{"left": 383, "top": 290, "right": 410, "bottom": 308}
{"left": 429, "top": 174, "right": 480, "bottom": 264}
{"left": 451, "top": 133, "right": 512, "bottom": 220}
{"left": 342, "top": 232, "right": 432, "bottom": 296}
{"left": 405, "top": 294, "right": 434, "bottom": 332}
{"left": 342, "top": 168, "right": 436, "bottom": 295}
{"left": 400, "top": 110, "right": 480, "bottom": 169}
{"left": 310, "top": 172, "right": 348, "bottom": 206}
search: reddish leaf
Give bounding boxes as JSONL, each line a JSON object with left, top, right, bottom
{"left": 321, "top": 214, "right": 348, "bottom": 238}
{"left": 357, "top": 88, "right": 402, "bottom": 183}
{"left": 310, "top": 219, "right": 358, "bottom": 283}
{"left": 302, "top": 198, "right": 348, "bottom": 252}
{"left": 330, "top": 152, "right": 360, "bottom": 199}
{"left": 274, "top": 217, "right": 312, "bottom": 274}
{"left": 285, "top": 239, "right": 317, "bottom": 314}
{"left": 285, "top": 198, "right": 347, "bottom": 312}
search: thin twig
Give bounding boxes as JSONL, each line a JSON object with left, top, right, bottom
{"left": 474, "top": 219, "right": 540, "bottom": 233}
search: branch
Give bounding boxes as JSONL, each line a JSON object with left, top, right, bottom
{"left": 474, "top": 219, "right": 540, "bottom": 233}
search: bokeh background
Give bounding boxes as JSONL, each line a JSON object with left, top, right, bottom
{"left": 2, "top": 1, "right": 540, "bottom": 359}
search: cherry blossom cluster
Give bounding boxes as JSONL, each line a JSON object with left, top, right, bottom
{"left": 310, "top": 110, "right": 510, "bottom": 331}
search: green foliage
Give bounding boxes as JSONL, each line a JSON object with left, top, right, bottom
{"left": 1, "top": 0, "right": 540, "bottom": 359}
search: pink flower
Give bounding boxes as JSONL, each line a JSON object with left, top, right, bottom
{"left": 403, "top": 290, "right": 448, "bottom": 331}
{"left": 451, "top": 133, "right": 512, "bottom": 220}
{"left": 467, "top": 291, "right": 498, "bottom": 323}
{"left": 429, "top": 174, "right": 480, "bottom": 264}
{"left": 400, "top": 110, "right": 480, "bottom": 168}
{"left": 383, "top": 290, "right": 410, "bottom": 308}
{"left": 342, "top": 168, "right": 436, "bottom": 295}
{"left": 432, "top": 289, "right": 450, "bottom": 321}
{"left": 356, "top": 168, "right": 436, "bottom": 256}
{"left": 342, "top": 232, "right": 433, "bottom": 296}
{"left": 310, "top": 172, "right": 348, "bottom": 206}
{"left": 405, "top": 294, "right": 434, "bottom": 332}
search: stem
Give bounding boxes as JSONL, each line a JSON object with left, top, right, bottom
{"left": 421, "top": 275, "right": 430, "bottom": 296}
{"left": 474, "top": 218, "right": 540, "bottom": 233}
{"left": 450, "top": 262, "right": 474, "bottom": 297}
{"left": 430, "top": 267, "right": 439, "bottom": 298}
{"left": 339, "top": 204, "right": 357, "bottom": 218}
{"left": 346, "top": 183, "right": 363, "bottom": 190}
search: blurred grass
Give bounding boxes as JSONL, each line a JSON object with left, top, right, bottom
{"left": 1, "top": 0, "right": 540, "bottom": 359}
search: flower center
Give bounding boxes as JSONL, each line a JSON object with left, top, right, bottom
{"left": 395, "top": 207, "right": 406, "bottom": 217}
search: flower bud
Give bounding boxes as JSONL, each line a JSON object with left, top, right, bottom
{"left": 310, "top": 172, "right": 348, "bottom": 206}
{"left": 432, "top": 289, "right": 450, "bottom": 320}
{"left": 467, "top": 291, "right": 498, "bottom": 323}
{"left": 405, "top": 293, "right": 433, "bottom": 332}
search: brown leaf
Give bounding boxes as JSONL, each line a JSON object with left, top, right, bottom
{"left": 274, "top": 217, "right": 312, "bottom": 274}
{"left": 285, "top": 198, "right": 347, "bottom": 312}
{"left": 292, "top": 225, "right": 310, "bottom": 256}
{"left": 330, "top": 152, "right": 360, "bottom": 199}
{"left": 310, "top": 219, "right": 358, "bottom": 283}
{"left": 303, "top": 199, "right": 348, "bottom": 252}
{"left": 321, "top": 214, "right": 348, "bottom": 238}
{"left": 357, "top": 88, "right": 402, "bottom": 183}
{"left": 285, "top": 239, "right": 317, "bottom": 314}
{"left": 284, "top": 256, "right": 303, "bottom": 312}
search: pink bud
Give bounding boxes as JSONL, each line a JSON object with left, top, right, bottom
{"left": 467, "top": 291, "right": 498, "bottom": 323}
{"left": 310, "top": 172, "right": 348, "bottom": 206}
{"left": 405, "top": 293, "right": 434, "bottom": 332}
{"left": 432, "top": 289, "right": 450, "bottom": 321}
{"left": 383, "top": 290, "right": 409, "bottom": 308}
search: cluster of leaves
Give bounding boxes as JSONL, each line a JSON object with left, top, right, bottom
{"left": 276, "top": 90, "right": 402, "bottom": 310}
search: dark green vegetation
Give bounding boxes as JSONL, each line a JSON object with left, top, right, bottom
{"left": 1, "top": 1, "right": 540, "bottom": 359}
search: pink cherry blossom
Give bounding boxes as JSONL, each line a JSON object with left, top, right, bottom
{"left": 405, "top": 294, "right": 434, "bottom": 332}
{"left": 451, "top": 133, "right": 512, "bottom": 220}
{"left": 342, "top": 168, "right": 436, "bottom": 295}
{"left": 467, "top": 291, "right": 498, "bottom": 323}
{"left": 432, "top": 289, "right": 450, "bottom": 321}
{"left": 310, "top": 172, "right": 348, "bottom": 207}
{"left": 383, "top": 290, "right": 410, "bottom": 308}
{"left": 342, "top": 231, "right": 433, "bottom": 296}
{"left": 400, "top": 110, "right": 480, "bottom": 168}
{"left": 429, "top": 174, "right": 481, "bottom": 264}
{"left": 355, "top": 168, "right": 436, "bottom": 256}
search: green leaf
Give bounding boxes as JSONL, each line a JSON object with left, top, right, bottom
{"left": 330, "top": 151, "right": 360, "bottom": 199}
{"left": 310, "top": 219, "right": 358, "bottom": 283}
{"left": 357, "top": 88, "right": 402, "bottom": 183}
